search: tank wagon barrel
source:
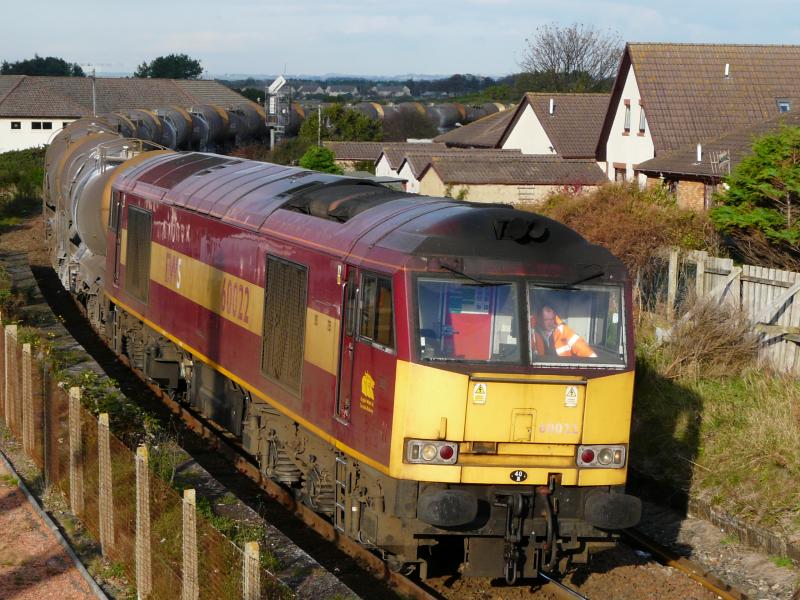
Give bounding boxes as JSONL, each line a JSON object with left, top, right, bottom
{"left": 44, "top": 105, "right": 640, "bottom": 582}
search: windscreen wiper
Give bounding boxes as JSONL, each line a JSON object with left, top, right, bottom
{"left": 440, "top": 265, "right": 507, "bottom": 287}
{"left": 536, "top": 270, "right": 605, "bottom": 290}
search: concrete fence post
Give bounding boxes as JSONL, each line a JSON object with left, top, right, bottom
{"left": 22, "top": 343, "right": 33, "bottom": 453}
{"left": 135, "top": 445, "right": 152, "bottom": 599}
{"left": 667, "top": 248, "right": 680, "bottom": 317}
{"left": 68, "top": 386, "right": 84, "bottom": 516}
{"left": 4, "top": 325, "right": 18, "bottom": 430}
{"left": 243, "top": 541, "right": 260, "bottom": 600}
{"left": 182, "top": 489, "right": 198, "bottom": 600}
{"left": 98, "top": 413, "right": 114, "bottom": 555}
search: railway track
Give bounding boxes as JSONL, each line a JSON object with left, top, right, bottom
{"left": 8, "top": 251, "right": 747, "bottom": 600}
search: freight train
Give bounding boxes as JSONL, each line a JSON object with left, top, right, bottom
{"left": 43, "top": 101, "right": 640, "bottom": 583}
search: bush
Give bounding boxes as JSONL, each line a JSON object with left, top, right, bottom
{"left": 534, "top": 184, "right": 720, "bottom": 284}
{"left": 640, "top": 297, "right": 759, "bottom": 381}
{"left": 298, "top": 146, "right": 343, "bottom": 174}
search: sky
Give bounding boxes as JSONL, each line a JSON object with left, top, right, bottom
{"left": 2, "top": 0, "right": 798, "bottom": 78}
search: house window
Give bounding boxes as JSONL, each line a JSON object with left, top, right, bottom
{"left": 42, "top": 121, "right": 52, "bottom": 130}
{"left": 31, "top": 122, "right": 42, "bottom": 130}
{"left": 615, "top": 167, "right": 626, "bottom": 182}
{"left": 261, "top": 255, "right": 308, "bottom": 393}
{"left": 359, "top": 273, "right": 394, "bottom": 350}
{"left": 10, "top": 122, "right": 21, "bottom": 130}
{"left": 777, "top": 99, "right": 791, "bottom": 113}
{"left": 623, "top": 101, "right": 631, "bottom": 132}
{"left": 639, "top": 107, "right": 646, "bottom": 133}
{"left": 62, "top": 122, "right": 69, "bottom": 129}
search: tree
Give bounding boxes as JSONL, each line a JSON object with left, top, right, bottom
{"left": 298, "top": 147, "right": 343, "bottom": 174}
{"left": 135, "top": 53, "right": 203, "bottom": 79}
{"left": 382, "top": 109, "right": 438, "bottom": 141}
{"left": 1, "top": 55, "right": 84, "bottom": 77}
{"left": 519, "top": 23, "right": 622, "bottom": 92}
{"left": 299, "top": 104, "right": 381, "bottom": 144}
{"left": 712, "top": 126, "right": 800, "bottom": 249}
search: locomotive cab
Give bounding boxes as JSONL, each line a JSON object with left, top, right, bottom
{"left": 376, "top": 208, "right": 642, "bottom": 579}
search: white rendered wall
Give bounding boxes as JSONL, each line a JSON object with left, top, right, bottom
{"left": 604, "top": 65, "right": 655, "bottom": 182}
{"left": 501, "top": 104, "right": 556, "bottom": 155}
{"left": 375, "top": 155, "right": 396, "bottom": 178}
{"left": 0, "top": 118, "right": 72, "bottom": 152}
{"left": 397, "top": 161, "right": 420, "bottom": 193}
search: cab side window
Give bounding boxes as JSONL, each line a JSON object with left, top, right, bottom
{"left": 359, "top": 274, "right": 394, "bottom": 350}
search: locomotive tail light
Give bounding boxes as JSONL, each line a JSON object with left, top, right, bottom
{"left": 577, "top": 445, "right": 626, "bottom": 468}
{"left": 405, "top": 439, "right": 459, "bottom": 465}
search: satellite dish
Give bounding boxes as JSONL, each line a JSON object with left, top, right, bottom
{"left": 268, "top": 76, "right": 287, "bottom": 94}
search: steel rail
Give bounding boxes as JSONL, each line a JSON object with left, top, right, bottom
{"left": 622, "top": 528, "right": 748, "bottom": 600}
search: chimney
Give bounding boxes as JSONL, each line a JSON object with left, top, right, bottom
{"left": 724, "top": 63, "right": 730, "bottom": 78}
{"left": 549, "top": 98, "right": 555, "bottom": 115}
{"left": 696, "top": 143, "right": 703, "bottom": 163}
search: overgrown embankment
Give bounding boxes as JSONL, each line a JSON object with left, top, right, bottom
{"left": 0, "top": 147, "right": 45, "bottom": 229}
{"left": 532, "top": 185, "right": 800, "bottom": 540}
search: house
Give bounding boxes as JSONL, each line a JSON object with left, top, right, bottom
{"left": 326, "top": 85, "right": 359, "bottom": 97}
{"left": 322, "top": 141, "right": 386, "bottom": 170}
{"left": 371, "top": 85, "right": 411, "bottom": 98}
{"left": 498, "top": 93, "right": 610, "bottom": 158}
{"left": 396, "top": 148, "right": 523, "bottom": 193}
{"left": 0, "top": 75, "right": 253, "bottom": 153}
{"left": 417, "top": 155, "right": 606, "bottom": 204}
{"left": 435, "top": 93, "right": 609, "bottom": 161}
{"left": 374, "top": 142, "right": 447, "bottom": 177}
{"left": 597, "top": 43, "right": 800, "bottom": 184}
{"left": 636, "top": 112, "right": 800, "bottom": 211}
{"left": 434, "top": 109, "right": 515, "bottom": 148}
{"left": 295, "top": 84, "right": 325, "bottom": 96}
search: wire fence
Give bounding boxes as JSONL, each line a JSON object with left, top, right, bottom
{"left": 0, "top": 324, "right": 292, "bottom": 599}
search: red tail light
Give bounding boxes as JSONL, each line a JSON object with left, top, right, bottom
{"left": 580, "top": 449, "right": 596, "bottom": 463}
{"left": 439, "top": 445, "right": 454, "bottom": 460}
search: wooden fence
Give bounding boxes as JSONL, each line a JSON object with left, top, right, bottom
{"left": 658, "top": 249, "right": 800, "bottom": 375}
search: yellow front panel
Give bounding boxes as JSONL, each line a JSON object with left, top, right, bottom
{"left": 389, "top": 360, "right": 468, "bottom": 481}
{"left": 464, "top": 379, "right": 585, "bottom": 444}
{"left": 582, "top": 371, "right": 635, "bottom": 443}
{"left": 390, "top": 362, "right": 635, "bottom": 486}
{"left": 578, "top": 467, "right": 627, "bottom": 486}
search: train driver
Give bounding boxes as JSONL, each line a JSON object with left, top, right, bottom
{"left": 531, "top": 304, "right": 597, "bottom": 358}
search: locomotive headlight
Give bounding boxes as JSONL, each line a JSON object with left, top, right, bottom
{"left": 405, "top": 439, "right": 459, "bottom": 464}
{"left": 597, "top": 448, "right": 614, "bottom": 465}
{"left": 421, "top": 444, "right": 438, "bottom": 461}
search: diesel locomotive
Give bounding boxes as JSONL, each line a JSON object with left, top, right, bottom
{"left": 44, "top": 104, "right": 641, "bottom": 582}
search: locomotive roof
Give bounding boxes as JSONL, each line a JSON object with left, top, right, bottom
{"left": 116, "top": 152, "right": 622, "bottom": 274}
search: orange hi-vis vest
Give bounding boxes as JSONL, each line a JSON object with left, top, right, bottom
{"left": 532, "top": 316, "right": 597, "bottom": 358}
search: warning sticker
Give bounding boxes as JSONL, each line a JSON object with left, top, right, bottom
{"left": 472, "top": 383, "right": 487, "bottom": 405}
{"left": 564, "top": 385, "right": 579, "bottom": 408}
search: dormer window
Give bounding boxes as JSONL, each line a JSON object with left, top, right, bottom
{"left": 777, "top": 99, "right": 791, "bottom": 113}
